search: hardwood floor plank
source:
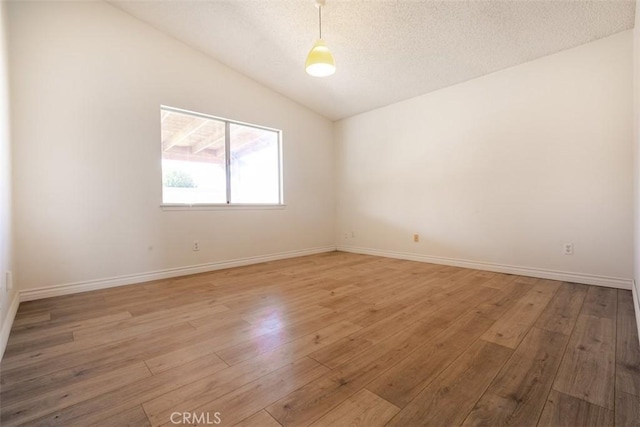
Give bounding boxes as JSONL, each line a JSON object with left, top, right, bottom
{"left": 72, "top": 301, "right": 229, "bottom": 342}
{"left": 538, "top": 390, "right": 613, "bottom": 427}
{"left": 473, "top": 279, "right": 533, "bottom": 320}
{"left": 616, "top": 290, "right": 640, "bottom": 397}
{"left": 480, "top": 274, "right": 519, "bottom": 290}
{"left": 233, "top": 410, "right": 282, "bottom": 427}
{"left": 142, "top": 321, "right": 362, "bottom": 426}
{"left": 1, "top": 354, "right": 147, "bottom": 407}
{"left": 124, "top": 291, "right": 225, "bottom": 318}
{"left": 230, "top": 290, "right": 332, "bottom": 319}
{"left": 215, "top": 309, "right": 364, "bottom": 366}
{"left": 535, "top": 282, "right": 587, "bottom": 335}
{"left": 229, "top": 294, "right": 331, "bottom": 319}
{"left": 48, "top": 306, "right": 136, "bottom": 323}
{"left": 416, "top": 283, "right": 500, "bottom": 327}
{"left": 28, "top": 353, "right": 228, "bottom": 426}
{"left": 331, "top": 280, "right": 497, "bottom": 368}
{"left": 0, "top": 322, "right": 196, "bottom": 385}
{"left": 552, "top": 287, "right": 617, "bottom": 409}
{"left": 262, "top": 376, "right": 353, "bottom": 427}
{"left": 265, "top": 320, "right": 446, "bottom": 427}
{"left": 365, "top": 312, "right": 496, "bottom": 408}
{"left": 3, "top": 331, "right": 74, "bottom": 358}
{"left": 481, "top": 280, "right": 559, "bottom": 349}
{"left": 3, "top": 311, "right": 240, "bottom": 383}
{"left": 16, "top": 292, "right": 106, "bottom": 313}
{"left": 386, "top": 340, "right": 512, "bottom": 427}
{"left": 143, "top": 318, "right": 255, "bottom": 374}
{"left": 11, "top": 312, "right": 51, "bottom": 327}
{"left": 308, "top": 335, "right": 375, "bottom": 370}
{"left": 581, "top": 285, "right": 618, "bottom": 320}
{"left": 161, "top": 357, "right": 328, "bottom": 427}
{"left": 552, "top": 314, "right": 616, "bottom": 409}
{"left": 462, "top": 327, "right": 568, "bottom": 427}
{"left": 1, "top": 361, "right": 152, "bottom": 425}
{"left": 303, "top": 285, "right": 484, "bottom": 371}
{"left": 101, "top": 405, "right": 151, "bottom": 427}
{"left": 350, "top": 301, "right": 407, "bottom": 328}
{"left": 307, "top": 389, "right": 399, "bottom": 427}
{"left": 333, "top": 317, "right": 449, "bottom": 388}
{"left": 615, "top": 391, "right": 640, "bottom": 427}
{"left": 239, "top": 304, "right": 333, "bottom": 328}
{"left": 7, "top": 311, "right": 133, "bottom": 345}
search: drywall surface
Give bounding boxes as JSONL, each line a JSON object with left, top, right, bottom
{"left": 0, "top": 0, "right": 18, "bottom": 359}
{"left": 9, "top": 1, "right": 335, "bottom": 292}
{"left": 336, "top": 31, "right": 634, "bottom": 285}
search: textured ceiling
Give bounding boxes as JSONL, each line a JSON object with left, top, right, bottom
{"left": 108, "top": 0, "right": 635, "bottom": 121}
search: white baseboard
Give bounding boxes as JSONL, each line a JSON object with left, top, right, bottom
{"left": 337, "top": 245, "right": 633, "bottom": 290}
{"left": 20, "top": 246, "right": 336, "bottom": 302}
{"left": 633, "top": 280, "right": 640, "bottom": 348}
{"left": 1, "top": 291, "right": 20, "bottom": 360}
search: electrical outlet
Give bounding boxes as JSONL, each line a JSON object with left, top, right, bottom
{"left": 413, "top": 234, "right": 420, "bottom": 243}
{"left": 5, "top": 271, "right": 12, "bottom": 292}
{"left": 193, "top": 241, "right": 200, "bottom": 251}
{"left": 343, "top": 233, "right": 348, "bottom": 239}
{"left": 351, "top": 231, "right": 355, "bottom": 238}
{"left": 563, "top": 243, "right": 573, "bottom": 255}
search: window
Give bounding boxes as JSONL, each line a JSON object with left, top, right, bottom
{"left": 160, "top": 106, "right": 282, "bottom": 206}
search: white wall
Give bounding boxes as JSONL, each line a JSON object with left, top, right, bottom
{"left": 0, "top": 0, "right": 18, "bottom": 358}
{"left": 6, "top": 1, "right": 636, "bottom": 302}
{"left": 8, "top": 1, "right": 335, "bottom": 295}
{"left": 336, "top": 31, "right": 634, "bottom": 287}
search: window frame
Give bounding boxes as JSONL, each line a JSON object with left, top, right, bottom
{"left": 159, "top": 105, "right": 284, "bottom": 209}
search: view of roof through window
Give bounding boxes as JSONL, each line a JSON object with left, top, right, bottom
{"left": 161, "top": 108, "right": 281, "bottom": 205}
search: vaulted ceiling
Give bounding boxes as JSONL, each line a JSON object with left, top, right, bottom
{"left": 109, "top": 0, "right": 635, "bottom": 121}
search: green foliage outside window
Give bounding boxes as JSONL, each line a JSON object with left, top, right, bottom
{"left": 164, "top": 170, "right": 197, "bottom": 188}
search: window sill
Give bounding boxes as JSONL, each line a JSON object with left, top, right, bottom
{"left": 160, "top": 204, "right": 286, "bottom": 211}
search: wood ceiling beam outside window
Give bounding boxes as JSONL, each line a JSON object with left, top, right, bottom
{"left": 162, "top": 117, "right": 209, "bottom": 152}
{"left": 192, "top": 128, "right": 225, "bottom": 154}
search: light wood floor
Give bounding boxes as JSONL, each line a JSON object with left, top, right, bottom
{"left": 2, "top": 252, "right": 640, "bottom": 426}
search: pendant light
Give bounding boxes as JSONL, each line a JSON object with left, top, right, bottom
{"left": 305, "top": 0, "right": 336, "bottom": 77}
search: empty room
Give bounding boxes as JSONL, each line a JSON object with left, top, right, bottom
{"left": 1, "top": 0, "right": 640, "bottom": 426}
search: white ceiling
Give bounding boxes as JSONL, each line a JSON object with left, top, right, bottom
{"left": 108, "top": 0, "right": 635, "bottom": 121}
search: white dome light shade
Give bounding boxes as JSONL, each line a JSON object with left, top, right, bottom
{"left": 305, "top": 39, "right": 336, "bottom": 77}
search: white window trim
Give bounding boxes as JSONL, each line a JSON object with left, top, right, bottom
{"left": 160, "top": 105, "right": 285, "bottom": 208}
{"left": 160, "top": 203, "right": 287, "bottom": 211}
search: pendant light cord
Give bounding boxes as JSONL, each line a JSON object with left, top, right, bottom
{"left": 319, "top": 5, "right": 322, "bottom": 39}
